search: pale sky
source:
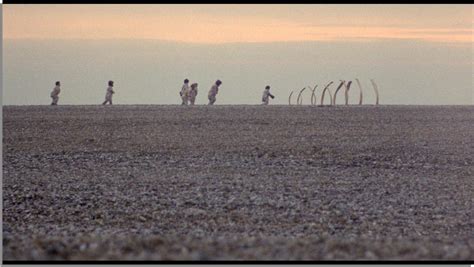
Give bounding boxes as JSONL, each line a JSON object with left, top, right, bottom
{"left": 4, "top": 4, "right": 473, "bottom": 44}
{"left": 3, "top": 4, "right": 473, "bottom": 105}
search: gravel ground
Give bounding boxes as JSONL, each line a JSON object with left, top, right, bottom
{"left": 3, "top": 105, "right": 473, "bottom": 260}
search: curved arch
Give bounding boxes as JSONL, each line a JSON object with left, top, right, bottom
{"left": 310, "top": 85, "right": 318, "bottom": 105}
{"left": 344, "top": 81, "right": 352, "bottom": 105}
{"left": 296, "top": 87, "right": 306, "bottom": 105}
{"left": 320, "top": 81, "right": 334, "bottom": 106}
{"left": 332, "top": 80, "right": 346, "bottom": 106}
{"left": 370, "top": 79, "right": 380, "bottom": 105}
{"left": 355, "top": 78, "right": 364, "bottom": 105}
{"left": 305, "top": 85, "right": 313, "bottom": 105}
{"left": 288, "top": 90, "right": 294, "bottom": 105}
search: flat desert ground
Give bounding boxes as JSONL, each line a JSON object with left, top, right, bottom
{"left": 3, "top": 105, "right": 473, "bottom": 260}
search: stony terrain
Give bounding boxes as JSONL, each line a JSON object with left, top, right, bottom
{"left": 3, "top": 105, "right": 473, "bottom": 260}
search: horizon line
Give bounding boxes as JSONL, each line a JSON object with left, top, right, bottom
{"left": 4, "top": 37, "right": 472, "bottom": 46}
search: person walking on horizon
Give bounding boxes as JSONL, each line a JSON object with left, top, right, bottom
{"left": 180, "top": 79, "right": 190, "bottom": 105}
{"left": 102, "top": 80, "right": 115, "bottom": 105}
{"left": 261, "top": 85, "right": 275, "bottom": 105}
{"left": 50, "top": 81, "right": 61, "bottom": 105}
{"left": 208, "top": 80, "right": 222, "bottom": 105}
{"left": 189, "top": 83, "right": 198, "bottom": 105}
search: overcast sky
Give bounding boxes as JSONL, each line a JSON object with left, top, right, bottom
{"left": 3, "top": 4, "right": 473, "bottom": 105}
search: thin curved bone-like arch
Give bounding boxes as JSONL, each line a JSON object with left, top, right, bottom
{"left": 370, "top": 79, "right": 380, "bottom": 105}
{"left": 296, "top": 87, "right": 306, "bottom": 105}
{"left": 305, "top": 85, "right": 312, "bottom": 105}
{"left": 355, "top": 78, "right": 364, "bottom": 105}
{"left": 310, "top": 85, "right": 318, "bottom": 105}
{"left": 332, "top": 80, "right": 346, "bottom": 105}
{"left": 344, "top": 81, "right": 352, "bottom": 105}
{"left": 320, "top": 81, "right": 334, "bottom": 106}
{"left": 288, "top": 91, "right": 294, "bottom": 105}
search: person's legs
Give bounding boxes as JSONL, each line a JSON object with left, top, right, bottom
{"left": 208, "top": 95, "right": 216, "bottom": 105}
{"left": 52, "top": 96, "right": 58, "bottom": 105}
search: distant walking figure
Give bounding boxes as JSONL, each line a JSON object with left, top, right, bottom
{"left": 50, "top": 81, "right": 61, "bottom": 105}
{"left": 102, "top": 80, "right": 115, "bottom": 105}
{"left": 208, "top": 80, "right": 222, "bottom": 105}
{"left": 189, "top": 83, "right": 198, "bottom": 105}
{"left": 180, "top": 79, "right": 190, "bottom": 105}
{"left": 261, "top": 85, "right": 275, "bottom": 105}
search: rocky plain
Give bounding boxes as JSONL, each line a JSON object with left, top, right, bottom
{"left": 2, "top": 105, "right": 473, "bottom": 260}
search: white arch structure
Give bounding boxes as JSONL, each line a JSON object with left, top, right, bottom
{"left": 344, "top": 80, "right": 353, "bottom": 105}
{"left": 320, "top": 81, "right": 334, "bottom": 106}
{"left": 332, "top": 80, "right": 346, "bottom": 106}
{"left": 355, "top": 78, "right": 364, "bottom": 105}
{"left": 310, "top": 85, "right": 318, "bottom": 105}
{"left": 288, "top": 90, "right": 295, "bottom": 105}
{"left": 370, "top": 79, "right": 380, "bottom": 105}
{"left": 296, "top": 87, "right": 306, "bottom": 105}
